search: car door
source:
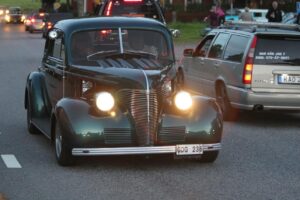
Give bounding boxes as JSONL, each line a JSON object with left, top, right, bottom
{"left": 206, "top": 33, "right": 230, "bottom": 97}
{"left": 221, "top": 34, "right": 251, "bottom": 103}
{"left": 40, "top": 37, "right": 65, "bottom": 125}
{"left": 183, "top": 34, "right": 216, "bottom": 95}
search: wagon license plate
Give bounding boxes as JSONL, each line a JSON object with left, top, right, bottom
{"left": 175, "top": 144, "right": 203, "bottom": 156}
{"left": 278, "top": 75, "right": 300, "bottom": 84}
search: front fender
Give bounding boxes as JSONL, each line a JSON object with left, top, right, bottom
{"left": 162, "top": 96, "right": 223, "bottom": 144}
{"left": 26, "top": 71, "right": 50, "bottom": 118}
{"left": 55, "top": 98, "right": 132, "bottom": 147}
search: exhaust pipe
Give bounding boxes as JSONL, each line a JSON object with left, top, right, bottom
{"left": 253, "top": 104, "right": 264, "bottom": 111}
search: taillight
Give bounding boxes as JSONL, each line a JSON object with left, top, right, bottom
{"left": 47, "top": 22, "right": 52, "bottom": 29}
{"left": 105, "top": 1, "right": 113, "bottom": 16}
{"left": 243, "top": 36, "right": 257, "bottom": 85}
{"left": 31, "top": 18, "right": 35, "bottom": 23}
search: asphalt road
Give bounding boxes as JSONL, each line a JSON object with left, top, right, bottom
{"left": 0, "top": 23, "right": 300, "bottom": 200}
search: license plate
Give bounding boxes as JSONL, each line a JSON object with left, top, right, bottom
{"left": 278, "top": 75, "right": 300, "bottom": 84}
{"left": 175, "top": 144, "right": 203, "bottom": 156}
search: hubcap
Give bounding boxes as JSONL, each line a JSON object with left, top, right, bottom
{"left": 55, "top": 125, "right": 62, "bottom": 158}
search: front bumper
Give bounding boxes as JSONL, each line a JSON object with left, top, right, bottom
{"left": 72, "top": 143, "right": 221, "bottom": 156}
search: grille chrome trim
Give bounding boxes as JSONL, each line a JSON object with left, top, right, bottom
{"left": 72, "top": 143, "right": 221, "bottom": 156}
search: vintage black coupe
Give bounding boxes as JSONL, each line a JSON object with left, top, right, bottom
{"left": 25, "top": 17, "right": 223, "bottom": 166}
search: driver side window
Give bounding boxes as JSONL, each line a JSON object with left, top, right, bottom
{"left": 194, "top": 35, "right": 215, "bottom": 57}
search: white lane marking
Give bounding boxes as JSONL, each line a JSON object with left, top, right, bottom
{"left": 1, "top": 154, "right": 22, "bottom": 168}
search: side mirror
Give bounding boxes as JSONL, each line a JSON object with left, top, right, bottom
{"left": 170, "top": 29, "right": 181, "bottom": 38}
{"left": 183, "top": 49, "right": 194, "bottom": 57}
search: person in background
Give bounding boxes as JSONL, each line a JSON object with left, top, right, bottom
{"left": 239, "top": 7, "right": 254, "bottom": 21}
{"left": 266, "top": 1, "right": 282, "bottom": 22}
{"left": 216, "top": 0, "right": 225, "bottom": 25}
{"left": 204, "top": 5, "right": 220, "bottom": 28}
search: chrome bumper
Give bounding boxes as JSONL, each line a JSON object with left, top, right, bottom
{"left": 72, "top": 143, "right": 221, "bottom": 156}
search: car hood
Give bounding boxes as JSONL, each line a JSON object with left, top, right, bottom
{"left": 69, "top": 64, "right": 175, "bottom": 90}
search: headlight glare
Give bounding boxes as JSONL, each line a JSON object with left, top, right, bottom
{"left": 174, "top": 91, "right": 193, "bottom": 111}
{"left": 96, "top": 92, "right": 115, "bottom": 112}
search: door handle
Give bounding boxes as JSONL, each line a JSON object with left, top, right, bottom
{"left": 214, "top": 63, "right": 221, "bottom": 68}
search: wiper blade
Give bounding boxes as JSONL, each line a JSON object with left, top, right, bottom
{"left": 87, "top": 50, "right": 118, "bottom": 61}
{"left": 124, "top": 50, "right": 157, "bottom": 58}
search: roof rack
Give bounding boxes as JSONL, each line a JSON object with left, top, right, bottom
{"left": 222, "top": 21, "right": 300, "bottom": 32}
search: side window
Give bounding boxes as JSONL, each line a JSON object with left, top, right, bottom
{"left": 224, "top": 35, "right": 249, "bottom": 63}
{"left": 208, "top": 33, "right": 230, "bottom": 59}
{"left": 194, "top": 35, "right": 215, "bottom": 57}
{"left": 52, "top": 39, "right": 62, "bottom": 59}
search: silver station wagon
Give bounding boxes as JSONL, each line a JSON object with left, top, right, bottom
{"left": 180, "top": 22, "right": 300, "bottom": 120}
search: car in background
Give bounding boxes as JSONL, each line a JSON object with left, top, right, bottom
{"left": 4, "top": 7, "right": 25, "bottom": 23}
{"left": 98, "top": 0, "right": 180, "bottom": 37}
{"left": 282, "top": 12, "right": 298, "bottom": 24}
{"left": 180, "top": 21, "right": 300, "bottom": 120}
{"left": 25, "top": 17, "right": 223, "bottom": 166}
{"left": 24, "top": 12, "right": 46, "bottom": 33}
{"left": 42, "top": 12, "right": 73, "bottom": 38}
{"left": 238, "top": 9, "right": 269, "bottom": 22}
{"left": 99, "top": 0, "right": 166, "bottom": 23}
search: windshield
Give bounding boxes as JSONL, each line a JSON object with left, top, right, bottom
{"left": 70, "top": 28, "right": 173, "bottom": 69}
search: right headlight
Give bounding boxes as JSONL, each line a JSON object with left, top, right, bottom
{"left": 174, "top": 91, "right": 193, "bottom": 111}
{"left": 95, "top": 92, "right": 115, "bottom": 112}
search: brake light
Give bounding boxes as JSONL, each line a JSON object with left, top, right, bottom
{"left": 123, "top": 0, "right": 143, "bottom": 2}
{"left": 105, "top": 1, "right": 113, "bottom": 16}
{"left": 39, "top": 13, "right": 45, "bottom": 17}
{"left": 47, "top": 22, "right": 52, "bottom": 29}
{"left": 243, "top": 36, "right": 257, "bottom": 85}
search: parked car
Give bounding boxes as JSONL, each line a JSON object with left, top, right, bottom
{"left": 238, "top": 9, "right": 268, "bottom": 22}
{"left": 25, "top": 17, "right": 223, "bottom": 166}
{"left": 98, "top": 0, "right": 180, "bottom": 37}
{"left": 24, "top": 12, "right": 46, "bottom": 33}
{"left": 4, "top": 7, "right": 25, "bottom": 23}
{"left": 42, "top": 12, "right": 73, "bottom": 38}
{"left": 180, "top": 21, "right": 300, "bottom": 120}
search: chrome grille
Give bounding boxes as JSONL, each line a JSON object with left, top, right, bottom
{"left": 104, "top": 128, "right": 135, "bottom": 145}
{"left": 158, "top": 126, "right": 186, "bottom": 144}
{"left": 118, "top": 89, "right": 159, "bottom": 146}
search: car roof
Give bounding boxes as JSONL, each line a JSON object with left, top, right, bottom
{"left": 211, "top": 27, "right": 300, "bottom": 36}
{"left": 55, "top": 16, "right": 168, "bottom": 34}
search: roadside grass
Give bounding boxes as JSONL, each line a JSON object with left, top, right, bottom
{"left": 168, "top": 22, "right": 206, "bottom": 43}
{"left": 0, "top": 0, "right": 67, "bottom": 13}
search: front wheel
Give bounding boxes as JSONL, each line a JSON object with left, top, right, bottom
{"left": 26, "top": 94, "right": 40, "bottom": 134}
{"left": 55, "top": 122, "right": 74, "bottom": 166}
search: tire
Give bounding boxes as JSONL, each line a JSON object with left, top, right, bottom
{"left": 26, "top": 93, "right": 40, "bottom": 134}
{"left": 216, "top": 84, "right": 237, "bottom": 121}
{"left": 29, "top": 28, "right": 33, "bottom": 33}
{"left": 55, "top": 121, "right": 74, "bottom": 166}
{"left": 198, "top": 151, "right": 219, "bottom": 163}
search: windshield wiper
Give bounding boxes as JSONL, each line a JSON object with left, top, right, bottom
{"left": 87, "top": 50, "right": 118, "bottom": 61}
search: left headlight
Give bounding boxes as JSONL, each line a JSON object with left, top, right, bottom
{"left": 21, "top": 15, "right": 26, "bottom": 21}
{"left": 96, "top": 92, "right": 115, "bottom": 112}
{"left": 174, "top": 91, "right": 193, "bottom": 111}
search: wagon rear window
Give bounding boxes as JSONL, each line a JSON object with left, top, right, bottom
{"left": 254, "top": 36, "right": 300, "bottom": 65}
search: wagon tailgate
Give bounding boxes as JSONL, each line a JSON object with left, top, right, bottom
{"left": 251, "top": 35, "right": 300, "bottom": 93}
